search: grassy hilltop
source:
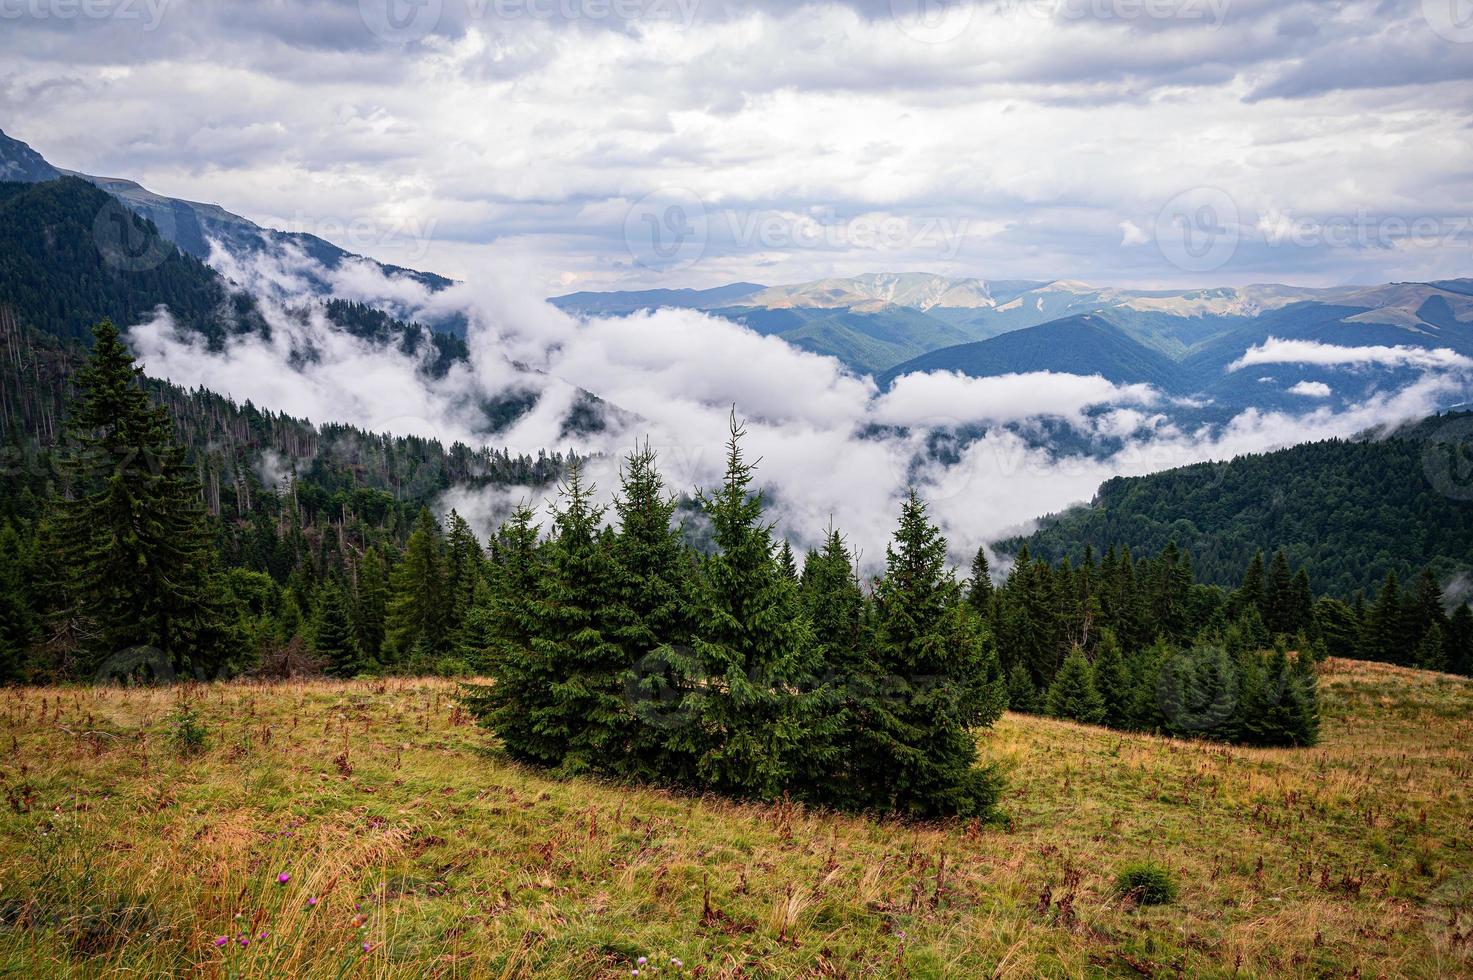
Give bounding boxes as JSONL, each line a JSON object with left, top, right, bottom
{"left": 0, "top": 659, "right": 1469, "bottom": 978}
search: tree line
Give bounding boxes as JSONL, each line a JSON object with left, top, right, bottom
{"left": 13, "top": 320, "right": 1473, "bottom": 811}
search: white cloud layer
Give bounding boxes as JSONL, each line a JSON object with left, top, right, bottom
{"left": 1229, "top": 338, "right": 1473, "bottom": 373}
{"left": 126, "top": 249, "right": 1473, "bottom": 572}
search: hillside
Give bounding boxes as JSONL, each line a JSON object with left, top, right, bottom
{"left": 877, "top": 314, "right": 1181, "bottom": 390}
{"left": 0, "top": 660, "right": 1467, "bottom": 976}
{"left": 1003, "top": 417, "right": 1473, "bottom": 597}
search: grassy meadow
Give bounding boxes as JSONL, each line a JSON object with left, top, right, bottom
{"left": 0, "top": 658, "right": 1469, "bottom": 978}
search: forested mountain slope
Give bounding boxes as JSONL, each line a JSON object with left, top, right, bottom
{"left": 1003, "top": 418, "right": 1473, "bottom": 597}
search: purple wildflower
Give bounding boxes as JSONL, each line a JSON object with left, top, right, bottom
{"left": 276, "top": 872, "right": 290, "bottom": 884}
{"left": 213, "top": 936, "right": 228, "bottom": 948}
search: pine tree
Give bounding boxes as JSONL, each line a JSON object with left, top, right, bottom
{"left": 610, "top": 443, "right": 701, "bottom": 779}
{"left": 384, "top": 508, "right": 449, "bottom": 662}
{"left": 444, "top": 510, "right": 484, "bottom": 638}
{"left": 0, "top": 521, "right": 38, "bottom": 682}
{"left": 1092, "top": 629, "right": 1131, "bottom": 728}
{"left": 351, "top": 546, "right": 388, "bottom": 664}
{"left": 1045, "top": 646, "right": 1105, "bottom": 724}
{"left": 659, "top": 415, "right": 824, "bottom": 800}
{"left": 1446, "top": 604, "right": 1473, "bottom": 676}
{"left": 858, "top": 489, "right": 1005, "bottom": 818}
{"left": 1289, "top": 568, "right": 1314, "bottom": 636}
{"left": 1365, "top": 571, "right": 1404, "bottom": 664}
{"left": 1234, "top": 552, "right": 1267, "bottom": 622}
{"left": 538, "top": 462, "right": 629, "bottom": 775}
{"left": 777, "top": 539, "right": 799, "bottom": 582}
{"left": 49, "top": 319, "right": 232, "bottom": 677}
{"left": 461, "top": 505, "right": 558, "bottom": 764}
{"left": 1005, "top": 662, "right": 1039, "bottom": 713}
{"left": 797, "top": 526, "right": 867, "bottom": 806}
{"left": 967, "top": 545, "right": 993, "bottom": 617}
{"left": 314, "top": 579, "right": 364, "bottom": 677}
{"left": 1265, "top": 549, "right": 1295, "bottom": 634}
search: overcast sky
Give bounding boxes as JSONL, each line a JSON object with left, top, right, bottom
{"left": 4, "top": 0, "right": 1472, "bottom": 293}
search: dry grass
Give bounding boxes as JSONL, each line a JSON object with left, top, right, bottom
{"left": 0, "top": 658, "right": 1468, "bottom": 978}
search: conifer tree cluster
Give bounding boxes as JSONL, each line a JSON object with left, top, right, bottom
{"left": 461, "top": 418, "right": 1006, "bottom": 818}
{"left": 977, "top": 543, "right": 1335, "bottom": 746}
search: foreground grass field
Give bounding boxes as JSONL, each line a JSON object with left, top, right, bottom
{"left": 0, "top": 659, "right": 1468, "bottom": 978}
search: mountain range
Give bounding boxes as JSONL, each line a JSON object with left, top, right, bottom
{"left": 554, "top": 272, "right": 1473, "bottom": 412}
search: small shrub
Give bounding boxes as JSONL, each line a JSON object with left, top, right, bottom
{"left": 166, "top": 701, "right": 208, "bottom": 756}
{"left": 1114, "top": 863, "right": 1176, "bottom": 905}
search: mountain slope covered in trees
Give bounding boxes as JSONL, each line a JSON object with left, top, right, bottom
{"left": 1004, "top": 418, "right": 1473, "bottom": 598}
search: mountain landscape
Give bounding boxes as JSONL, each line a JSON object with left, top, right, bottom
{"left": 4, "top": 10, "right": 1473, "bottom": 967}
{"left": 556, "top": 272, "right": 1473, "bottom": 415}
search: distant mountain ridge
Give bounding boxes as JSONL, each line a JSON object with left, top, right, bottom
{"left": 556, "top": 272, "right": 1473, "bottom": 412}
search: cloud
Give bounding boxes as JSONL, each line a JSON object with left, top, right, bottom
{"left": 1119, "top": 219, "right": 1148, "bottom": 247}
{"left": 1228, "top": 338, "right": 1473, "bottom": 373}
{"left": 120, "top": 237, "right": 1473, "bottom": 575}
{"left": 1287, "top": 380, "right": 1332, "bottom": 397}
{"left": 3, "top": 1, "right": 1473, "bottom": 290}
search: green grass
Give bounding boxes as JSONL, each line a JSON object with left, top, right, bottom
{"left": 0, "top": 658, "right": 1469, "bottom": 977}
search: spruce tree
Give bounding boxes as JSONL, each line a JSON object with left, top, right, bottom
{"left": 1092, "top": 629, "right": 1131, "bottom": 728}
{"left": 661, "top": 415, "right": 825, "bottom": 800}
{"left": 538, "top": 462, "right": 629, "bottom": 775}
{"left": 461, "top": 504, "right": 558, "bottom": 763}
{"left": 444, "top": 510, "right": 484, "bottom": 638}
{"left": 384, "top": 508, "right": 449, "bottom": 662}
{"left": 1265, "top": 549, "right": 1294, "bottom": 634}
{"left": 967, "top": 545, "right": 993, "bottom": 616}
{"left": 351, "top": 546, "right": 388, "bottom": 663}
{"left": 50, "top": 319, "right": 232, "bottom": 677}
{"left": 859, "top": 489, "right": 1005, "bottom": 818}
{"left": 1446, "top": 604, "right": 1473, "bottom": 676}
{"left": 314, "top": 579, "right": 364, "bottom": 677}
{"left": 1045, "top": 646, "right": 1105, "bottom": 724}
{"left": 609, "top": 443, "right": 701, "bottom": 778}
{"left": 1005, "top": 662, "right": 1038, "bottom": 713}
{"left": 797, "top": 527, "right": 867, "bottom": 806}
{"left": 1234, "top": 552, "right": 1267, "bottom": 622}
{"left": 1365, "top": 571, "right": 1404, "bottom": 664}
{"left": 778, "top": 539, "right": 799, "bottom": 582}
